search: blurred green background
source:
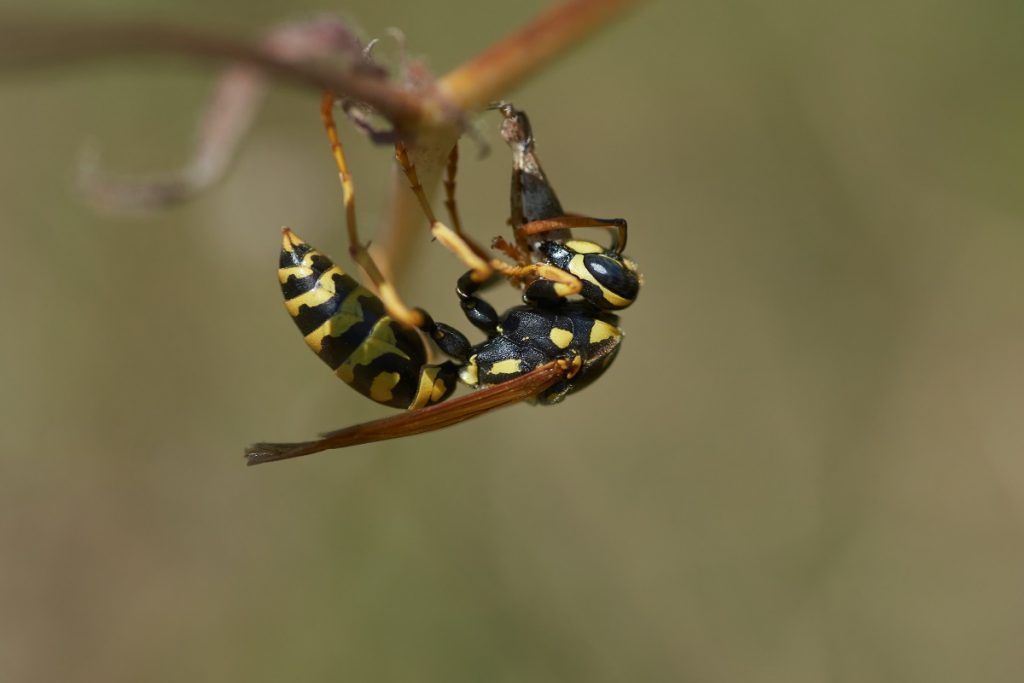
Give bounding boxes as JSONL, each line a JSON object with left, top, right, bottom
{"left": 4, "top": 1, "right": 1024, "bottom": 681}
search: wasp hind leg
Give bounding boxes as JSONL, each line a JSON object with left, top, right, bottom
{"left": 393, "top": 141, "right": 501, "bottom": 286}
{"left": 321, "top": 92, "right": 427, "bottom": 330}
{"left": 517, "top": 215, "right": 629, "bottom": 254}
{"left": 442, "top": 143, "right": 465, "bottom": 239}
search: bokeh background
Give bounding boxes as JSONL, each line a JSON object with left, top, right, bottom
{"left": 3, "top": 1, "right": 1024, "bottom": 681}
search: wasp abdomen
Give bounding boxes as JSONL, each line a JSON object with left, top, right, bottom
{"left": 278, "top": 229, "right": 454, "bottom": 409}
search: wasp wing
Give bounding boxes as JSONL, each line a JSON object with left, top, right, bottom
{"left": 244, "top": 360, "right": 567, "bottom": 465}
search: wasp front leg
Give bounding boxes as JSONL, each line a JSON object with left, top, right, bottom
{"left": 491, "top": 261, "right": 583, "bottom": 302}
{"left": 442, "top": 143, "right": 466, "bottom": 239}
{"left": 394, "top": 142, "right": 494, "bottom": 285}
{"left": 320, "top": 92, "right": 428, "bottom": 330}
{"left": 517, "top": 215, "right": 629, "bottom": 255}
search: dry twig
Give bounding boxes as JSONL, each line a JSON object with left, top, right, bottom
{"left": 0, "top": 0, "right": 645, "bottom": 272}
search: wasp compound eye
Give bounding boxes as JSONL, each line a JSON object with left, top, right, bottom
{"left": 579, "top": 253, "right": 640, "bottom": 309}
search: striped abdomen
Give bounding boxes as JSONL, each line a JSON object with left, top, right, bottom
{"left": 278, "top": 229, "right": 456, "bottom": 409}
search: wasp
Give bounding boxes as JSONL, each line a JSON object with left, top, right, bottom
{"left": 244, "top": 96, "right": 640, "bottom": 464}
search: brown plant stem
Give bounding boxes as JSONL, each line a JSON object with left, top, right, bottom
{"left": 0, "top": 18, "right": 429, "bottom": 131}
{"left": 439, "top": 0, "right": 645, "bottom": 110}
{"left": 0, "top": 2, "right": 644, "bottom": 279}
{"left": 380, "top": 0, "right": 646, "bottom": 275}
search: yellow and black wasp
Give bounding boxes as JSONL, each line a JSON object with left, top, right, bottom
{"left": 245, "top": 96, "right": 640, "bottom": 464}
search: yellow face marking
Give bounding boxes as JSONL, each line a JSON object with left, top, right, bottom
{"left": 489, "top": 358, "right": 522, "bottom": 375}
{"left": 459, "top": 355, "right": 479, "bottom": 387}
{"left": 565, "top": 239, "right": 604, "bottom": 254}
{"left": 549, "top": 327, "right": 573, "bottom": 349}
{"left": 589, "top": 319, "right": 620, "bottom": 344}
{"left": 567, "top": 255, "right": 631, "bottom": 308}
{"left": 369, "top": 372, "right": 401, "bottom": 403}
{"left": 601, "top": 290, "right": 631, "bottom": 307}
{"left": 567, "top": 254, "right": 599, "bottom": 284}
{"left": 303, "top": 287, "right": 373, "bottom": 352}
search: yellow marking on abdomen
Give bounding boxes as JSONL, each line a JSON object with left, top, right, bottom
{"left": 549, "top": 327, "right": 573, "bottom": 349}
{"left": 411, "top": 366, "right": 439, "bottom": 409}
{"left": 489, "top": 358, "right": 522, "bottom": 375}
{"left": 303, "top": 286, "right": 373, "bottom": 353}
{"left": 278, "top": 265, "right": 313, "bottom": 283}
{"left": 284, "top": 266, "right": 346, "bottom": 316}
{"left": 589, "top": 319, "right": 620, "bottom": 344}
{"left": 410, "top": 367, "right": 452, "bottom": 410}
{"left": 369, "top": 372, "right": 402, "bottom": 403}
{"left": 335, "top": 364, "right": 355, "bottom": 384}
{"left": 431, "top": 377, "right": 448, "bottom": 403}
{"left": 335, "top": 317, "right": 414, "bottom": 385}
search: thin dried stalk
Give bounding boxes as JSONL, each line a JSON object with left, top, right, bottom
{"left": 439, "top": 0, "right": 644, "bottom": 110}
{"left": 0, "top": 18, "right": 430, "bottom": 130}
{"left": 0, "top": 1, "right": 645, "bottom": 275}
{"left": 78, "top": 17, "right": 383, "bottom": 210}
{"left": 379, "top": 0, "right": 646, "bottom": 273}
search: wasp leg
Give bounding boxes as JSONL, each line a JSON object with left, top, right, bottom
{"left": 453, "top": 270, "right": 504, "bottom": 337}
{"left": 393, "top": 141, "right": 496, "bottom": 284}
{"left": 537, "top": 350, "right": 586, "bottom": 404}
{"left": 491, "top": 235, "right": 531, "bottom": 266}
{"left": 442, "top": 143, "right": 465, "bottom": 238}
{"left": 321, "top": 92, "right": 425, "bottom": 329}
{"left": 413, "top": 308, "right": 474, "bottom": 363}
{"left": 491, "top": 261, "right": 583, "bottom": 300}
{"left": 517, "top": 215, "right": 629, "bottom": 254}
